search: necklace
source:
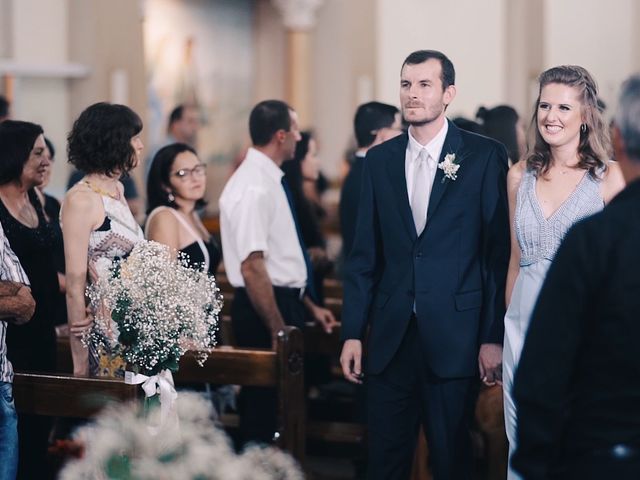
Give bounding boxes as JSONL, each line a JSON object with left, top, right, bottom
{"left": 16, "top": 198, "right": 39, "bottom": 228}
{"left": 81, "top": 180, "right": 121, "bottom": 200}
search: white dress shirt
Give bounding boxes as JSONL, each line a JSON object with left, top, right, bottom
{"left": 405, "top": 120, "right": 449, "bottom": 205}
{"left": 219, "top": 147, "right": 307, "bottom": 288}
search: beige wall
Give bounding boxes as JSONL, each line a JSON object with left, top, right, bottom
{"left": 505, "top": 0, "right": 543, "bottom": 117}
{"left": 313, "top": 0, "right": 375, "bottom": 177}
{"left": 9, "top": 0, "right": 70, "bottom": 198}
{"left": 0, "top": 0, "right": 12, "bottom": 59}
{"left": 252, "top": 0, "right": 376, "bottom": 181}
{"left": 69, "top": 0, "right": 147, "bottom": 193}
{"left": 253, "top": 0, "right": 286, "bottom": 103}
{"left": 0, "top": 0, "right": 145, "bottom": 198}
{"left": 375, "top": 0, "right": 508, "bottom": 120}
{"left": 543, "top": 0, "right": 635, "bottom": 118}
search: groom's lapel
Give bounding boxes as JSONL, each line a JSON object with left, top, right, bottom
{"left": 425, "top": 120, "right": 463, "bottom": 225}
{"left": 386, "top": 134, "right": 418, "bottom": 241}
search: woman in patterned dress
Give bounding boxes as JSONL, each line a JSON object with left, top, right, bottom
{"left": 503, "top": 66, "right": 625, "bottom": 479}
{"left": 61, "top": 103, "right": 145, "bottom": 377}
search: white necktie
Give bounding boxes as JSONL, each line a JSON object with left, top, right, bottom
{"left": 411, "top": 149, "right": 432, "bottom": 235}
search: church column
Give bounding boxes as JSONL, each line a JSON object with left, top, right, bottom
{"left": 272, "top": 0, "right": 323, "bottom": 128}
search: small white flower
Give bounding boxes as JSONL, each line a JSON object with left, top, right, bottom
{"left": 438, "top": 153, "right": 460, "bottom": 182}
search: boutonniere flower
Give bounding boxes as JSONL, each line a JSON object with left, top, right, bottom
{"left": 438, "top": 153, "right": 460, "bottom": 183}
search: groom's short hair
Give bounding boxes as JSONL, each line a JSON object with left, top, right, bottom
{"left": 402, "top": 50, "right": 455, "bottom": 90}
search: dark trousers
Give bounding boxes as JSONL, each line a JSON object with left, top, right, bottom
{"left": 231, "top": 286, "right": 305, "bottom": 445}
{"left": 9, "top": 345, "right": 56, "bottom": 480}
{"left": 367, "top": 318, "right": 477, "bottom": 480}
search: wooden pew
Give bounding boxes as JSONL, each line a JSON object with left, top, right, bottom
{"left": 55, "top": 325, "right": 305, "bottom": 465}
{"left": 13, "top": 372, "right": 141, "bottom": 418}
{"left": 173, "top": 326, "right": 306, "bottom": 463}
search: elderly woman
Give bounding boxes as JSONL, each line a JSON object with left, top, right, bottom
{"left": 0, "top": 119, "right": 60, "bottom": 479}
{"left": 61, "top": 102, "right": 144, "bottom": 378}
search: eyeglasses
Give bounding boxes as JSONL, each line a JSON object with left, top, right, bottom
{"left": 171, "top": 164, "right": 206, "bottom": 180}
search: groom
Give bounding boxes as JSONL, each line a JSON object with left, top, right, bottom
{"left": 340, "top": 50, "right": 509, "bottom": 479}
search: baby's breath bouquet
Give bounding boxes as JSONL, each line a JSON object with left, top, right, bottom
{"left": 60, "top": 393, "right": 303, "bottom": 480}
{"left": 84, "top": 240, "right": 222, "bottom": 424}
{"left": 86, "top": 240, "right": 222, "bottom": 376}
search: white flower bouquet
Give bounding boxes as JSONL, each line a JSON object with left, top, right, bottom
{"left": 84, "top": 240, "right": 223, "bottom": 377}
{"left": 59, "top": 393, "right": 303, "bottom": 480}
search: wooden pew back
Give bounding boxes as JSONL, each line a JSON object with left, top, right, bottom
{"left": 175, "top": 326, "right": 306, "bottom": 463}
{"left": 13, "top": 372, "right": 141, "bottom": 418}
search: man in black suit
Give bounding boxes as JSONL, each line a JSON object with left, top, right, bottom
{"left": 513, "top": 75, "right": 640, "bottom": 480}
{"left": 340, "top": 50, "right": 510, "bottom": 479}
{"left": 340, "top": 102, "right": 401, "bottom": 257}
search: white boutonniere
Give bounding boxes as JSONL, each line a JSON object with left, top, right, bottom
{"left": 438, "top": 153, "right": 460, "bottom": 183}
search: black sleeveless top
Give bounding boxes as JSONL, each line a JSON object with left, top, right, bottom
{"left": 180, "top": 238, "right": 221, "bottom": 275}
{"left": 0, "top": 189, "right": 60, "bottom": 372}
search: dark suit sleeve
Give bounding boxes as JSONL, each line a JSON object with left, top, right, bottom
{"left": 512, "top": 222, "right": 597, "bottom": 479}
{"left": 341, "top": 154, "right": 382, "bottom": 341}
{"left": 479, "top": 144, "right": 510, "bottom": 344}
{"left": 339, "top": 164, "right": 358, "bottom": 257}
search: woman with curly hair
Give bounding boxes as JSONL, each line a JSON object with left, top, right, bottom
{"left": 502, "top": 66, "right": 625, "bottom": 479}
{"left": 61, "top": 102, "right": 145, "bottom": 377}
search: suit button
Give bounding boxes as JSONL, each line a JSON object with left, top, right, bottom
{"left": 416, "top": 252, "right": 423, "bottom": 258}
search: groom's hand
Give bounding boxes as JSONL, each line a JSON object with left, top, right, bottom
{"left": 340, "top": 339, "right": 364, "bottom": 384}
{"left": 479, "top": 343, "right": 503, "bottom": 386}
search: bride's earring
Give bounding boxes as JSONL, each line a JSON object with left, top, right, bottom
{"left": 168, "top": 192, "right": 175, "bottom": 202}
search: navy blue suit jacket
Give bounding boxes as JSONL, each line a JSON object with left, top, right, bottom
{"left": 342, "top": 121, "right": 510, "bottom": 378}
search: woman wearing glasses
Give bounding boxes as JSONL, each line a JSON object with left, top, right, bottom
{"left": 145, "top": 143, "right": 221, "bottom": 275}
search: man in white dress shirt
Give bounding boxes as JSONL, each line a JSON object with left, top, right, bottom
{"left": 219, "top": 99, "right": 336, "bottom": 445}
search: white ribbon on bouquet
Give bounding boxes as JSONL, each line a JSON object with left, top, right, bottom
{"left": 125, "top": 369, "right": 178, "bottom": 432}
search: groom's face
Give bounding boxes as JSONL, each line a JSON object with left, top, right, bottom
{"left": 400, "top": 59, "right": 455, "bottom": 126}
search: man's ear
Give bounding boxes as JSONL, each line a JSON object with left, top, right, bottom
{"left": 443, "top": 84, "right": 457, "bottom": 107}
{"left": 274, "top": 129, "right": 286, "bottom": 144}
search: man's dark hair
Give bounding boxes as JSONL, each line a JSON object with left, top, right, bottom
{"left": 67, "top": 102, "right": 143, "bottom": 177}
{"left": 168, "top": 105, "right": 185, "bottom": 128}
{"left": 0, "top": 120, "right": 44, "bottom": 185}
{"left": 354, "top": 102, "right": 399, "bottom": 148}
{"left": 0, "top": 95, "right": 9, "bottom": 119}
{"left": 249, "top": 100, "right": 292, "bottom": 146}
{"left": 401, "top": 50, "right": 455, "bottom": 89}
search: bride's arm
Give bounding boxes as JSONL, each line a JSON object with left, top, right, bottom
{"left": 61, "top": 189, "right": 101, "bottom": 376}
